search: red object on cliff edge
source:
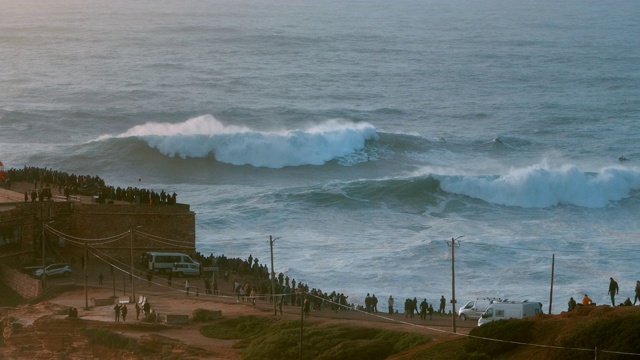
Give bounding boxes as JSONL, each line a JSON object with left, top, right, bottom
{"left": 0, "top": 161, "right": 5, "bottom": 183}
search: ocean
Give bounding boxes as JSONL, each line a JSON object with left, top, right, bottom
{"left": 1, "top": 0, "right": 639, "bottom": 314}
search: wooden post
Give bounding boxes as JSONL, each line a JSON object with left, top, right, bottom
{"left": 270, "top": 236, "right": 277, "bottom": 316}
{"left": 84, "top": 242, "right": 89, "bottom": 309}
{"left": 42, "top": 219, "right": 46, "bottom": 289}
{"left": 300, "top": 290, "right": 304, "bottom": 360}
{"left": 549, "top": 254, "right": 555, "bottom": 314}
{"left": 447, "top": 236, "right": 463, "bottom": 333}
{"left": 131, "top": 228, "right": 135, "bottom": 304}
{"left": 451, "top": 238, "right": 456, "bottom": 333}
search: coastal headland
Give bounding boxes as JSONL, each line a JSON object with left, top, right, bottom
{"left": 1, "top": 171, "right": 640, "bottom": 359}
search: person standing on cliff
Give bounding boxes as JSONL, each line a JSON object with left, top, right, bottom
{"left": 420, "top": 299, "right": 428, "bottom": 320}
{"left": 303, "top": 296, "right": 311, "bottom": 318}
{"left": 372, "top": 294, "right": 378, "bottom": 313}
{"left": 135, "top": 302, "right": 141, "bottom": 320}
{"left": 388, "top": 295, "right": 394, "bottom": 314}
{"left": 143, "top": 300, "right": 150, "bottom": 316}
{"left": 114, "top": 304, "right": 121, "bottom": 322}
{"left": 121, "top": 304, "right": 128, "bottom": 322}
{"left": 608, "top": 277, "right": 619, "bottom": 306}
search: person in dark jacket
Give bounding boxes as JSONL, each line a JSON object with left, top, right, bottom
{"left": 608, "top": 277, "right": 619, "bottom": 306}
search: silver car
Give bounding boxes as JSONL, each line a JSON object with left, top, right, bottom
{"left": 171, "top": 262, "right": 200, "bottom": 277}
{"left": 34, "top": 263, "right": 72, "bottom": 278}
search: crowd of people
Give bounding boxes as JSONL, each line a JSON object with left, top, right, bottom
{"left": 3, "top": 166, "right": 179, "bottom": 206}
{"left": 102, "top": 250, "right": 640, "bottom": 325}
{"left": 182, "top": 252, "right": 355, "bottom": 316}
{"left": 170, "top": 252, "right": 467, "bottom": 319}
{"left": 567, "top": 277, "right": 640, "bottom": 312}
{"left": 207, "top": 254, "right": 640, "bottom": 318}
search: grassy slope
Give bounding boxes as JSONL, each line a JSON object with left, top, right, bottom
{"left": 200, "top": 306, "right": 640, "bottom": 360}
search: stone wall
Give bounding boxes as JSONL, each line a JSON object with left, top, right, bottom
{"left": 0, "top": 263, "right": 41, "bottom": 299}
{"left": 0, "top": 201, "right": 196, "bottom": 299}
{"left": 67, "top": 202, "right": 196, "bottom": 260}
{"left": 0, "top": 201, "right": 75, "bottom": 262}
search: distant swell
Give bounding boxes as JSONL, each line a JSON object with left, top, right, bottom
{"left": 436, "top": 163, "right": 640, "bottom": 208}
{"left": 287, "top": 176, "right": 442, "bottom": 213}
{"left": 98, "top": 115, "right": 379, "bottom": 168}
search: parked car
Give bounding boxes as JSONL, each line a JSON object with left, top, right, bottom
{"left": 171, "top": 262, "right": 200, "bottom": 277}
{"left": 458, "top": 297, "right": 501, "bottom": 320}
{"left": 34, "top": 263, "right": 72, "bottom": 278}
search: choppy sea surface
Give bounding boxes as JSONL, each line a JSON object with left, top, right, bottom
{"left": 2, "top": 0, "right": 639, "bottom": 313}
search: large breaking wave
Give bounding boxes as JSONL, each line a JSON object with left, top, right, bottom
{"left": 435, "top": 163, "right": 640, "bottom": 208}
{"left": 100, "top": 115, "right": 378, "bottom": 168}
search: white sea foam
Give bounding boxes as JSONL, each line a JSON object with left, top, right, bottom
{"left": 104, "top": 115, "right": 378, "bottom": 168}
{"left": 436, "top": 163, "right": 640, "bottom": 208}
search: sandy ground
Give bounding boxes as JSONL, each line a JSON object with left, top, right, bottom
{"left": 1, "top": 260, "right": 475, "bottom": 359}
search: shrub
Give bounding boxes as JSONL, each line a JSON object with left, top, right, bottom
{"left": 191, "top": 308, "right": 219, "bottom": 322}
{"left": 200, "top": 315, "right": 276, "bottom": 339}
{"left": 554, "top": 315, "right": 640, "bottom": 360}
{"left": 85, "top": 328, "right": 139, "bottom": 352}
{"left": 465, "top": 319, "right": 535, "bottom": 357}
{"left": 200, "top": 316, "right": 430, "bottom": 360}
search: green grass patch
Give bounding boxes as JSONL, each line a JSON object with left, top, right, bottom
{"left": 201, "top": 315, "right": 430, "bottom": 360}
{"left": 200, "top": 315, "right": 277, "bottom": 339}
{"left": 400, "top": 337, "right": 469, "bottom": 360}
{"left": 84, "top": 328, "right": 140, "bottom": 352}
{"left": 465, "top": 319, "right": 535, "bottom": 357}
{"left": 553, "top": 314, "right": 640, "bottom": 360}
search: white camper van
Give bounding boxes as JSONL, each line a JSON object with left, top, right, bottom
{"left": 458, "top": 297, "right": 501, "bottom": 320}
{"left": 478, "top": 300, "right": 542, "bottom": 326}
{"left": 143, "top": 252, "right": 199, "bottom": 273}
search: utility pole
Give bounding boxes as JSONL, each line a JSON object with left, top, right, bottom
{"left": 41, "top": 219, "right": 46, "bottom": 289}
{"left": 300, "top": 289, "right": 304, "bottom": 360}
{"left": 84, "top": 241, "right": 89, "bottom": 309}
{"left": 131, "top": 227, "right": 136, "bottom": 304}
{"left": 40, "top": 206, "right": 51, "bottom": 289}
{"left": 447, "top": 236, "right": 463, "bottom": 333}
{"left": 549, "top": 254, "right": 555, "bottom": 315}
{"left": 269, "top": 236, "right": 280, "bottom": 316}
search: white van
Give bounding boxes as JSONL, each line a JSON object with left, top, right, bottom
{"left": 144, "top": 252, "right": 199, "bottom": 273}
{"left": 478, "top": 300, "right": 542, "bottom": 326}
{"left": 458, "top": 297, "right": 501, "bottom": 321}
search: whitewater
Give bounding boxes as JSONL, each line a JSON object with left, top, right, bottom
{"left": 1, "top": 0, "right": 640, "bottom": 314}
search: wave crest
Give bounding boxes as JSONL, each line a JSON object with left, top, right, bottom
{"left": 101, "top": 115, "right": 379, "bottom": 168}
{"left": 436, "top": 163, "right": 640, "bottom": 208}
